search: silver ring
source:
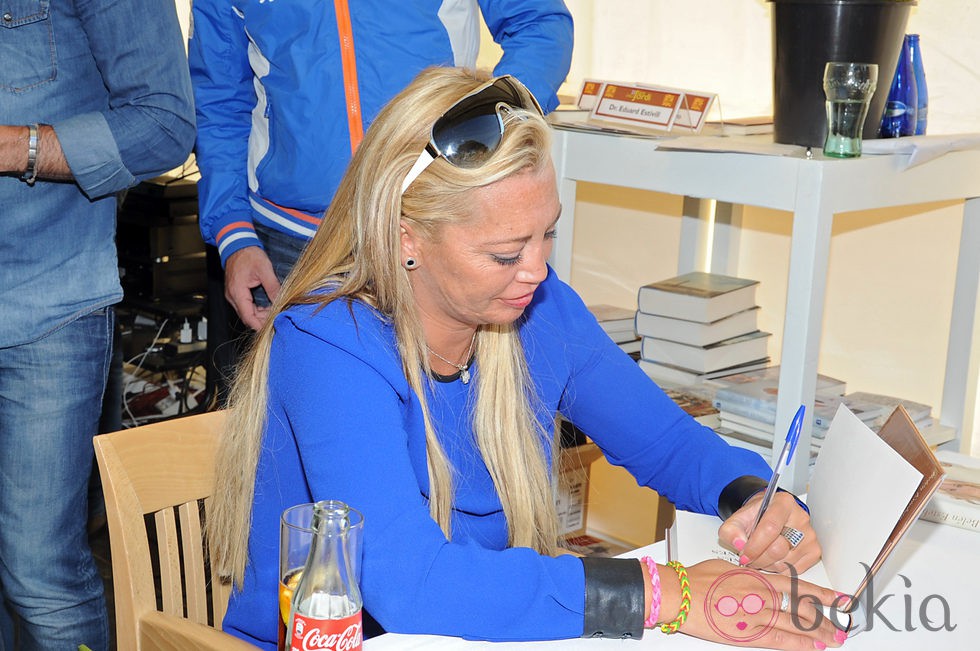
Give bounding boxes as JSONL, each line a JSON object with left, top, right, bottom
{"left": 781, "top": 526, "right": 805, "bottom": 549}
{"left": 780, "top": 591, "right": 791, "bottom": 612}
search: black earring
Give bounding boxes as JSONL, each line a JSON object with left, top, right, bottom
{"left": 404, "top": 257, "right": 417, "bottom": 269}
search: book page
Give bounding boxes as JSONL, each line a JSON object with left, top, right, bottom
{"left": 670, "top": 509, "right": 859, "bottom": 637}
{"left": 807, "top": 405, "right": 923, "bottom": 600}
{"left": 671, "top": 509, "right": 834, "bottom": 589}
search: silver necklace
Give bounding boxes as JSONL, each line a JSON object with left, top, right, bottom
{"left": 427, "top": 331, "right": 477, "bottom": 384}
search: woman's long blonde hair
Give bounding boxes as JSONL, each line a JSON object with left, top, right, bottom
{"left": 208, "top": 67, "right": 560, "bottom": 587}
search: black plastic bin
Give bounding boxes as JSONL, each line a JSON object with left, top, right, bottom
{"left": 769, "top": 0, "right": 915, "bottom": 147}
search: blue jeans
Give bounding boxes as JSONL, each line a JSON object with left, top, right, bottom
{"left": 0, "top": 308, "right": 113, "bottom": 651}
{"left": 251, "top": 222, "right": 309, "bottom": 307}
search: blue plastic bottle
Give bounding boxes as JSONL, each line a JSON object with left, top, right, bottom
{"left": 879, "top": 35, "right": 918, "bottom": 138}
{"left": 908, "top": 34, "right": 928, "bottom": 135}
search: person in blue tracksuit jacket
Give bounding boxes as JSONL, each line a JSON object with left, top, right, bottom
{"left": 189, "top": 0, "right": 573, "bottom": 330}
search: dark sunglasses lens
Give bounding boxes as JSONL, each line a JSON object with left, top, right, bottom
{"left": 432, "top": 111, "right": 503, "bottom": 168}
{"left": 431, "top": 78, "right": 538, "bottom": 168}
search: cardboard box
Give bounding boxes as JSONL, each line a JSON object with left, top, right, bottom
{"left": 555, "top": 442, "right": 603, "bottom": 536}
{"left": 562, "top": 532, "right": 633, "bottom": 558}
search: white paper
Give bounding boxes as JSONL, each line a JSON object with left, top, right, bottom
{"left": 807, "top": 404, "right": 923, "bottom": 597}
{"left": 669, "top": 509, "right": 836, "bottom": 596}
{"left": 860, "top": 133, "right": 980, "bottom": 168}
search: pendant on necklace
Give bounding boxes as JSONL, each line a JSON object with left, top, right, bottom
{"left": 460, "top": 366, "right": 470, "bottom": 384}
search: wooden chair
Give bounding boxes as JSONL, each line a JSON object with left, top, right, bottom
{"left": 93, "top": 410, "right": 256, "bottom": 650}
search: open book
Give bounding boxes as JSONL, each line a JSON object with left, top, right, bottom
{"left": 807, "top": 405, "right": 945, "bottom": 605}
{"left": 673, "top": 405, "right": 945, "bottom": 631}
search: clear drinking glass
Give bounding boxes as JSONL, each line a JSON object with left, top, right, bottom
{"left": 822, "top": 62, "right": 878, "bottom": 158}
{"left": 278, "top": 501, "right": 363, "bottom": 651}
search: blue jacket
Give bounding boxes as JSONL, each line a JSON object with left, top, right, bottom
{"left": 224, "top": 268, "right": 771, "bottom": 647}
{"left": 189, "top": 0, "right": 574, "bottom": 265}
{"left": 0, "top": 0, "right": 195, "bottom": 347}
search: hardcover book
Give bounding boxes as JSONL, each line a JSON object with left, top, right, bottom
{"left": 718, "top": 413, "right": 777, "bottom": 439}
{"left": 640, "top": 330, "right": 770, "bottom": 374}
{"left": 589, "top": 303, "right": 638, "bottom": 344}
{"left": 908, "top": 418, "right": 956, "bottom": 448}
{"left": 703, "top": 115, "right": 774, "bottom": 136}
{"left": 719, "top": 408, "right": 773, "bottom": 430}
{"left": 634, "top": 306, "right": 759, "bottom": 347}
{"left": 713, "top": 426, "right": 774, "bottom": 459}
{"left": 919, "top": 450, "right": 980, "bottom": 533}
{"left": 588, "top": 303, "right": 635, "bottom": 331}
{"left": 617, "top": 338, "right": 641, "bottom": 355}
{"left": 638, "top": 358, "right": 771, "bottom": 387}
{"left": 811, "top": 394, "right": 891, "bottom": 430}
{"left": 637, "top": 272, "right": 759, "bottom": 323}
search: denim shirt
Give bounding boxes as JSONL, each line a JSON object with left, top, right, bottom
{"left": 0, "top": 0, "right": 195, "bottom": 347}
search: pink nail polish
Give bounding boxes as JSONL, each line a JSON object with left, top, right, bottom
{"left": 733, "top": 538, "right": 746, "bottom": 551}
{"left": 739, "top": 554, "right": 750, "bottom": 566}
{"left": 814, "top": 641, "right": 827, "bottom": 650}
{"left": 834, "top": 628, "right": 848, "bottom": 644}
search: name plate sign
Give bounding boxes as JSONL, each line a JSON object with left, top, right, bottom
{"left": 577, "top": 78, "right": 629, "bottom": 111}
{"left": 671, "top": 92, "right": 716, "bottom": 132}
{"left": 577, "top": 79, "right": 603, "bottom": 111}
{"left": 592, "top": 83, "right": 680, "bottom": 130}
{"left": 577, "top": 79, "right": 717, "bottom": 133}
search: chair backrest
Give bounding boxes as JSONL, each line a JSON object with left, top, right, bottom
{"left": 94, "top": 410, "right": 254, "bottom": 650}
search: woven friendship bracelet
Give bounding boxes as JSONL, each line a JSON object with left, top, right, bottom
{"left": 640, "top": 556, "right": 661, "bottom": 628}
{"left": 659, "top": 561, "right": 691, "bottom": 634}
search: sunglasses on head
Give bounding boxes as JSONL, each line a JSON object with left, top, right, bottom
{"left": 400, "top": 75, "right": 544, "bottom": 194}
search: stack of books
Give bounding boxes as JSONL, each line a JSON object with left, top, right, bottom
{"left": 808, "top": 392, "right": 951, "bottom": 449}
{"left": 634, "top": 272, "right": 770, "bottom": 385}
{"left": 707, "top": 369, "right": 954, "bottom": 462}
{"left": 707, "top": 366, "right": 848, "bottom": 465}
{"left": 589, "top": 304, "right": 641, "bottom": 356}
{"left": 837, "top": 391, "right": 953, "bottom": 447}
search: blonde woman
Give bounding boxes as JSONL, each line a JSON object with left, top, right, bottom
{"left": 208, "top": 67, "right": 842, "bottom": 650}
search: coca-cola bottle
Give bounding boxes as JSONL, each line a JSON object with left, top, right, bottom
{"left": 879, "top": 34, "right": 918, "bottom": 138}
{"left": 288, "top": 500, "right": 363, "bottom": 651}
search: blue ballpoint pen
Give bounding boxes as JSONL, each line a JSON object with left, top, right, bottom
{"left": 748, "top": 404, "right": 806, "bottom": 536}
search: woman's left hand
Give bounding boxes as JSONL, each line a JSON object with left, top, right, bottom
{"left": 718, "top": 491, "right": 821, "bottom": 575}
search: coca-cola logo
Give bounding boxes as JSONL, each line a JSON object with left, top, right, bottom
{"left": 292, "top": 616, "right": 362, "bottom": 651}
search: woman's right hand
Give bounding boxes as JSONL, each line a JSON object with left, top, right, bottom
{"left": 655, "top": 559, "right": 849, "bottom": 650}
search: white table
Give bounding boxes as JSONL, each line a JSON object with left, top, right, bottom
{"left": 548, "top": 127, "right": 980, "bottom": 492}
{"left": 364, "top": 517, "right": 980, "bottom": 650}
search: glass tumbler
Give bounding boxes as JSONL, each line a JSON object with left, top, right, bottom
{"left": 823, "top": 62, "right": 878, "bottom": 158}
{"left": 278, "top": 501, "right": 363, "bottom": 650}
